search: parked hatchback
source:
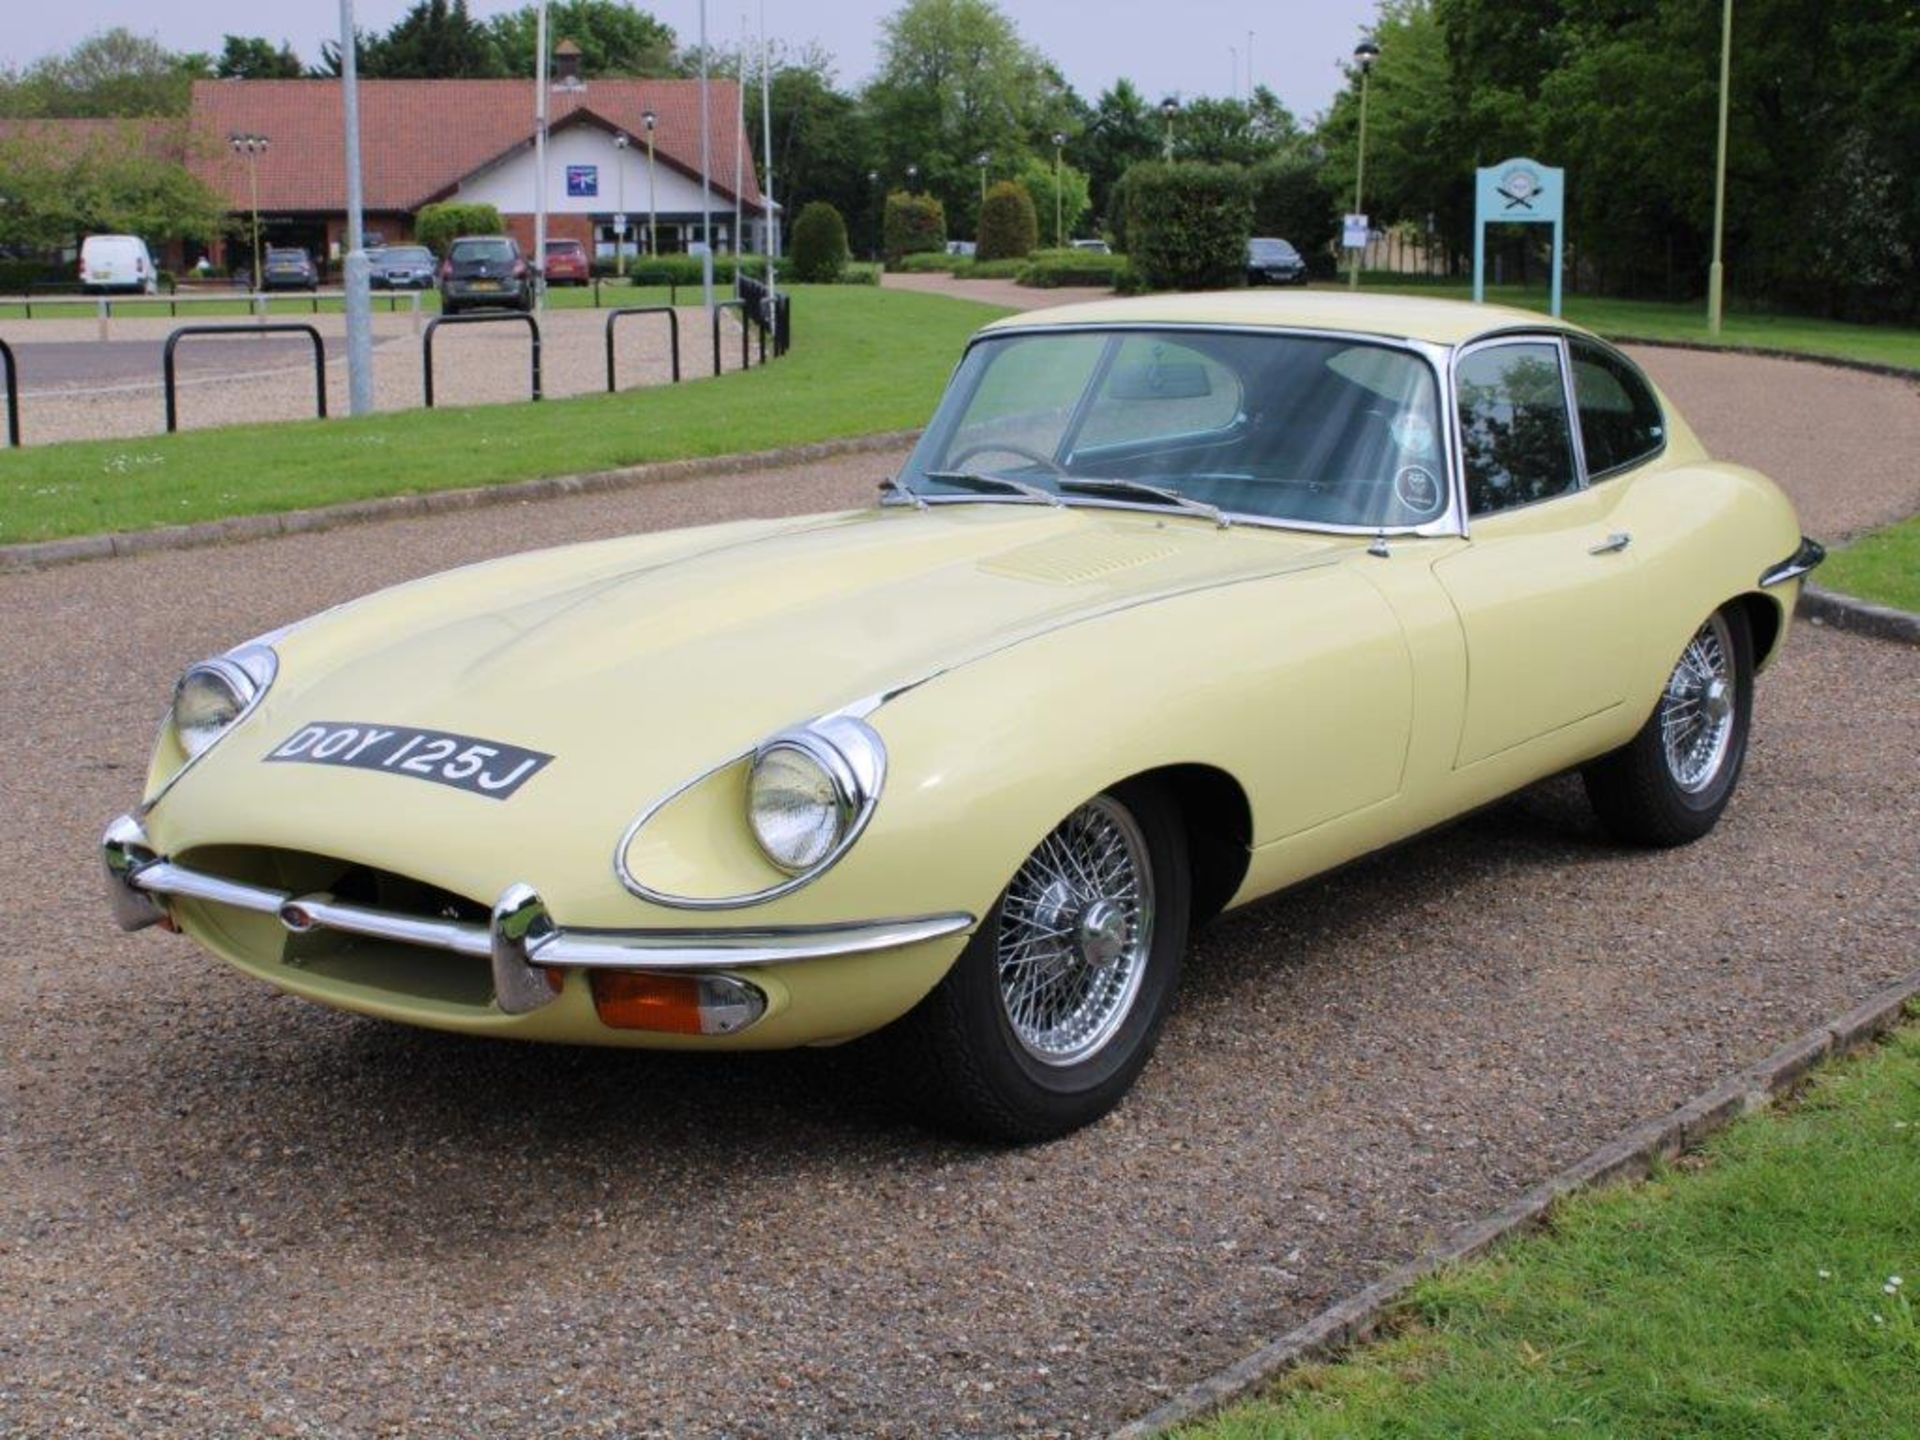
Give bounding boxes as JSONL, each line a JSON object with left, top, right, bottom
{"left": 543, "top": 238, "right": 590, "bottom": 286}
{"left": 262, "top": 247, "right": 319, "bottom": 291}
{"left": 371, "top": 245, "right": 437, "bottom": 290}
{"left": 1247, "top": 236, "right": 1309, "bottom": 286}
{"left": 79, "top": 234, "right": 158, "bottom": 294}
{"left": 440, "top": 235, "right": 532, "bottom": 314}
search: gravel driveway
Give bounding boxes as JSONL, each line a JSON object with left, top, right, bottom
{"left": 1, "top": 355, "right": 1915, "bottom": 1438}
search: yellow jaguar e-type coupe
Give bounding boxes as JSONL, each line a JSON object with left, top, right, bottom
{"left": 103, "top": 292, "right": 1823, "bottom": 1140}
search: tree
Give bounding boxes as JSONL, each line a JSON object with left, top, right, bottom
{"left": 976, "top": 179, "right": 1037, "bottom": 260}
{"left": 0, "top": 29, "right": 207, "bottom": 117}
{"left": 0, "top": 120, "right": 221, "bottom": 248}
{"left": 883, "top": 190, "right": 946, "bottom": 265}
{"left": 217, "top": 36, "right": 304, "bottom": 80}
{"left": 1016, "top": 155, "right": 1090, "bottom": 247}
{"left": 1079, "top": 80, "right": 1158, "bottom": 231}
{"left": 1172, "top": 89, "right": 1300, "bottom": 167}
{"left": 489, "top": 1, "right": 676, "bottom": 76}
{"left": 865, "top": 0, "right": 1062, "bottom": 234}
{"left": 415, "top": 201, "right": 504, "bottom": 256}
{"left": 1251, "top": 156, "right": 1337, "bottom": 272}
{"left": 789, "top": 200, "right": 850, "bottom": 281}
{"left": 362, "top": 0, "right": 505, "bottom": 79}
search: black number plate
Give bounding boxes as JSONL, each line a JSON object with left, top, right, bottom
{"left": 266, "top": 722, "right": 553, "bottom": 800}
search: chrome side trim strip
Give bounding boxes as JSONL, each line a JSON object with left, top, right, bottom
{"left": 100, "top": 817, "right": 974, "bottom": 1008}
{"left": 1759, "top": 537, "right": 1826, "bottom": 588}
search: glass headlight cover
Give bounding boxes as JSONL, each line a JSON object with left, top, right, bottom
{"left": 171, "top": 645, "right": 277, "bottom": 759}
{"left": 745, "top": 717, "right": 886, "bottom": 876}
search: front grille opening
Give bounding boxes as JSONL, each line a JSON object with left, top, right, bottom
{"left": 175, "top": 845, "right": 496, "bottom": 1009}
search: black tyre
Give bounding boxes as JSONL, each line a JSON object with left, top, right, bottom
{"left": 883, "top": 779, "right": 1190, "bottom": 1142}
{"left": 1583, "top": 605, "right": 1754, "bottom": 847}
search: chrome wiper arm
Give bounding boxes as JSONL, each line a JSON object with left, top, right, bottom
{"left": 1055, "top": 476, "right": 1230, "bottom": 528}
{"left": 919, "top": 470, "right": 1063, "bottom": 505}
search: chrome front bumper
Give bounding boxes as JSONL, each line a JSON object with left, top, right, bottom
{"left": 1759, "top": 536, "right": 1825, "bottom": 588}
{"left": 102, "top": 814, "right": 973, "bottom": 1019}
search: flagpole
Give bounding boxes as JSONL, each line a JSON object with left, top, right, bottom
{"left": 698, "top": 0, "right": 714, "bottom": 311}
{"left": 734, "top": 16, "right": 745, "bottom": 264}
{"left": 339, "top": 0, "right": 372, "bottom": 415}
{"left": 760, "top": 0, "right": 776, "bottom": 295}
{"left": 533, "top": 0, "right": 549, "bottom": 311}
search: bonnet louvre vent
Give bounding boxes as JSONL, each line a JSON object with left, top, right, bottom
{"left": 978, "top": 532, "right": 1181, "bottom": 586}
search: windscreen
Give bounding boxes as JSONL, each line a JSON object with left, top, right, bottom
{"left": 902, "top": 329, "right": 1449, "bottom": 530}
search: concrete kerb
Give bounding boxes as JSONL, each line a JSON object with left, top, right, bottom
{"left": 1109, "top": 970, "right": 1920, "bottom": 1440}
{"left": 1608, "top": 334, "right": 1919, "bottom": 383}
{"left": 0, "top": 429, "right": 922, "bottom": 575}
{"left": 1797, "top": 585, "right": 1920, "bottom": 647}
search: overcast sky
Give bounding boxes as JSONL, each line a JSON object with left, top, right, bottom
{"left": 4, "top": 0, "right": 1379, "bottom": 122}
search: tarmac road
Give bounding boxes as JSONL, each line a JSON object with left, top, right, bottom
{"left": 0, "top": 353, "right": 1915, "bottom": 1437}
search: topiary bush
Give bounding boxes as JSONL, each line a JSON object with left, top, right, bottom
{"left": 884, "top": 191, "right": 946, "bottom": 267}
{"left": 1123, "top": 162, "right": 1252, "bottom": 292}
{"left": 1016, "top": 249, "right": 1130, "bottom": 289}
{"left": 788, "top": 200, "right": 850, "bottom": 282}
{"left": 414, "top": 201, "right": 504, "bottom": 258}
{"left": 975, "top": 180, "right": 1038, "bottom": 262}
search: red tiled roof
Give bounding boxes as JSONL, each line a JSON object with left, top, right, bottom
{"left": 186, "top": 78, "right": 762, "bottom": 215}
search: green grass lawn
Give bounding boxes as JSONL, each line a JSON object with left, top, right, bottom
{"left": 1818, "top": 518, "right": 1920, "bottom": 612}
{"left": 1344, "top": 277, "right": 1920, "bottom": 372}
{"left": 1184, "top": 1017, "right": 1920, "bottom": 1440}
{"left": 0, "top": 284, "right": 1004, "bottom": 545}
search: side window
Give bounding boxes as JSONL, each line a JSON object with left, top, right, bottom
{"left": 1455, "top": 341, "right": 1579, "bottom": 516}
{"left": 1570, "top": 340, "right": 1666, "bottom": 478}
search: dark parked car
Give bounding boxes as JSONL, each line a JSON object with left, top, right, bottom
{"left": 370, "top": 244, "right": 438, "bottom": 290}
{"left": 439, "top": 235, "right": 533, "bottom": 314}
{"left": 543, "top": 238, "right": 590, "bottom": 286}
{"left": 1247, "top": 236, "right": 1309, "bottom": 286}
{"left": 261, "top": 247, "right": 319, "bottom": 291}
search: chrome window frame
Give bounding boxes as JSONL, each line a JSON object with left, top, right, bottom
{"left": 899, "top": 322, "right": 1467, "bottom": 540}
{"left": 1447, "top": 329, "right": 1589, "bottom": 526}
{"left": 1563, "top": 335, "right": 1671, "bottom": 483}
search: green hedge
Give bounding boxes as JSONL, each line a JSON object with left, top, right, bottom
{"left": 414, "top": 201, "right": 504, "bottom": 258}
{"left": 789, "top": 201, "right": 850, "bottom": 282}
{"left": 954, "top": 258, "right": 1026, "bottom": 280}
{"left": 1016, "top": 250, "right": 1131, "bottom": 288}
{"left": 0, "top": 258, "right": 66, "bottom": 291}
{"left": 1123, "top": 162, "right": 1252, "bottom": 292}
{"left": 976, "top": 180, "right": 1038, "bottom": 262}
{"left": 884, "top": 191, "right": 947, "bottom": 266}
{"left": 1250, "top": 157, "right": 1338, "bottom": 279}
{"left": 893, "top": 251, "right": 961, "bottom": 274}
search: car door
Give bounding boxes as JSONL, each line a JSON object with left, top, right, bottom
{"left": 1433, "top": 334, "right": 1643, "bottom": 768}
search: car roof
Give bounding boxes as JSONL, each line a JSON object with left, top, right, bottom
{"left": 983, "top": 290, "right": 1592, "bottom": 348}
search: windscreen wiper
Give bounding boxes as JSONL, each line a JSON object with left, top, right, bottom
{"left": 919, "top": 470, "right": 1063, "bottom": 505}
{"left": 1055, "top": 476, "right": 1230, "bottom": 528}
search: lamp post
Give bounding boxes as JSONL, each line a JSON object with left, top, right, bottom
{"left": 228, "top": 133, "right": 269, "bottom": 287}
{"left": 1052, "top": 132, "right": 1065, "bottom": 248}
{"left": 868, "top": 169, "right": 881, "bottom": 260}
{"left": 1160, "top": 98, "right": 1179, "bottom": 161}
{"left": 1707, "top": 0, "right": 1733, "bottom": 334}
{"left": 1349, "top": 37, "right": 1380, "bottom": 291}
{"left": 613, "top": 131, "right": 630, "bottom": 275}
{"left": 906, "top": 163, "right": 919, "bottom": 190}
{"left": 642, "top": 109, "right": 658, "bottom": 257}
{"left": 338, "top": 0, "right": 372, "bottom": 417}
{"left": 976, "top": 150, "right": 990, "bottom": 211}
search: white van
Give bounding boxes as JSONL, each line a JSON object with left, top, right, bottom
{"left": 79, "top": 235, "right": 158, "bottom": 294}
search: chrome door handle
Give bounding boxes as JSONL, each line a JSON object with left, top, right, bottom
{"left": 1589, "top": 531, "right": 1632, "bottom": 555}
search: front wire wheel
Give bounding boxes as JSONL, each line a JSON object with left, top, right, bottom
{"left": 883, "top": 780, "right": 1190, "bottom": 1142}
{"left": 1584, "top": 605, "right": 1755, "bottom": 847}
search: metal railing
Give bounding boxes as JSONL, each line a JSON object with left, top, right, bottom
{"left": 736, "top": 276, "right": 791, "bottom": 359}
{"left": 605, "top": 306, "right": 681, "bottom": 392}
{"left": 422, "top": 311, "right": 542, "bottom": 409}
{"left": 711, "top": 299, "right": 752, "bottom": 377}
{"left": 163, "top": 323, "right": 327, "bottom": 434}
{"left": 0, "top": 337, "right": 17, "bottom": 447}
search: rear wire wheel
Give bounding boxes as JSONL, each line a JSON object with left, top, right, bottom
{"left": 883, "top": 779, "right": 1190, "bottom": 1142}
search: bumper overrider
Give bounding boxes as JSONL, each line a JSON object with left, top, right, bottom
{"left": 102, "top": 814, "right": 973, "bottom": 1036}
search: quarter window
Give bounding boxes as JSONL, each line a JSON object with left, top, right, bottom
{"left": 1456, "top": 342, "right": 1579, "bottom": 516}
{"left": 1569, "top": 340, "right": 1666, "bottom": 478}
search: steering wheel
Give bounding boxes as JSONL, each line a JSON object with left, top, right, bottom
{"left": 948, "top": 441, "right": 1066, "bottom": 475}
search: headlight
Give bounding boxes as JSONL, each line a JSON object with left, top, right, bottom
{"left": 171, "top": 645, "right": 277, "bottom": 759}
{"left": 745, "top": 717, "right": 886, "bottom": 875}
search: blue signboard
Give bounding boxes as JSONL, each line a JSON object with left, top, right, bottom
{"left": 1473, "top": 156, "right": 1566, "bottom": 316}
{"left": 566, "top": 165, "right": 599, "bottom": 198}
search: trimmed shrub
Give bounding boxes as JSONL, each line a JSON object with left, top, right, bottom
{"left": 956, "top": 257, "right": 1026, "bottom": 279}
{"left": 975, "top": 180, "right": 1038, "bottom": 262}
{"left": 1250, "top": 157, "right": 1339, "bottom": 279}
{"left": 0, "top": 258, "right": 65, "bottom": 291}
{"left": 1123, "top": 162, "right": 1252, "bottom": 292}
{"left": 884, "top": 191, "right": 946, "bottom": 267}
{"left": 893, "top": 251, "right": 963, "bottom": 274}
{"left": 789, "top": 201, "right": 850, "bottom": 282}
{"left": 415, "top": 201, "right": 504, "bottom": 258}
{"left": 1016, "top": 249, "right": 1130, "bottom": 289}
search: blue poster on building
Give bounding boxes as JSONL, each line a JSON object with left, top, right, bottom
{"left": 566, "top": 165, "right": 599, "bottom": 198}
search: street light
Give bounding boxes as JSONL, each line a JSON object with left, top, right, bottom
{"left": 1349, "top": 38, "right": 1380, "bottom": 291}
{"left": 642, "top": 108, "right": 658, "bottom": 257}
{"left": 228, "top": 133, "right": 269, "bottom": 287}
{"left": 1052, "top": 131, "right": 1066, "bottom": 247}
{"left": 612, "top": 131, "right": 630, "bottom": 275}
{"left": 1160, "top": 98, "right": 1179, "bottom": 161}
{"left": 1708, "top": 0, "right": 1733, "bottom": 334}
{"left": 976, "top": 150, "right": 990, "bottom": 209}
{"left": 906, "top": 163, "right": 919, "bottom": 189}
{"left": 868, "top": 169, "right": 882, "bottom": 260}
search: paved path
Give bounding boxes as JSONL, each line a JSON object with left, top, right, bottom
{"left": 1, "top": 356, "right": 1916, "bottom": 1436}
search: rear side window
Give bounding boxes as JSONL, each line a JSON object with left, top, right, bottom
{"left": 1569, "top": 340, "right": 1666, "bottom": 478}
{"left": 1456, "top": 341, "right": 1579, "bottom": 516}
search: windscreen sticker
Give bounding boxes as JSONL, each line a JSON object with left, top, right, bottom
{"left": 266, "top": 722, "right": 553, "bottom": 800}
{"left": 1394, "top": 465, "right": 1443, "bottom": 516}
